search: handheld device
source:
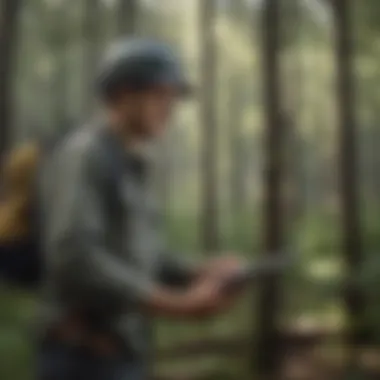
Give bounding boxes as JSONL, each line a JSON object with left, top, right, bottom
{"left": 222, "top": 253, "right": 293, "bottom": 292}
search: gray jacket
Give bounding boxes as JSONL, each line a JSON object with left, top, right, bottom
{"left": 39, "top": 124, "right": 194, "bottom": 359}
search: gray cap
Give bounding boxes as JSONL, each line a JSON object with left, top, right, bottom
{"left": 96, "top": 38, "right": 192, "bottom": 99}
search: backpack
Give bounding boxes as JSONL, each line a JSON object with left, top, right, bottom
{"left": 0, "top": 126, "right": 125, "bottom": 289}
{"left": 0, "top": 129, "right": 72, "bottom": 289}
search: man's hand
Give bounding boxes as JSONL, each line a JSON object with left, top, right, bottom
{"left": 147, "top": 254, "right": 292, "bottom": 319}
{"left": 180, "top": 275, "right": 239, "bottom": 317}
{"left": 146, "top": 255, "right": 247, "bottom": 319}
{"left": 200, "top": 255, "right": 246, "bottom": 282}
{"left": 147, "top": 257, "right": 246, "bottom": 319}
{"left": 187, "top": 255, "right": 248, "bottom": 316}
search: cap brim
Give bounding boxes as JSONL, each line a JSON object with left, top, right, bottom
{"left": 154, "top": 71, "right": 194, "bottom": 98}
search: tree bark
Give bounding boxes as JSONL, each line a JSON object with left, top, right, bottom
{"left": 253, "top": 0, "right": 285, "bottom": 378}
{"left": 284, "top": 0, "right": 306, "bottom": 225}
{"left": 82, "top": 0, "right": 101, "bottom": 116}
{"left": 49, "top": 2, "right": 70, "bottom": 132}
{"left": 228, "top": 74, "right": 245, "bottom": 216}
{"left": 199, "top": 0, "right": 219, "bottom": 252}
{"left": 333, "top": 0, "right": 366, "bottom": 365}
{"left": 0, "top": 0, "right": 22, "bottom": 161}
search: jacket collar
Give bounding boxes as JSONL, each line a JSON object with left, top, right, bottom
{"left": 99, "top": 123, "right": 150, "bottom": 180}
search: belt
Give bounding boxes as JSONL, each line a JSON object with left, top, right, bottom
{"left": 45, "top": 316, "right": 121, "bottom": 356}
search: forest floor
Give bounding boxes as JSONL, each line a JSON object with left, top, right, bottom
{"left": 157, "top": 350, "right": 380, "bottom": 380}
{"left": 280, "top": 347, "right": 380, "bottom": 380}
{"left": 155, "top": 333, "right": 380, "bottom": 380}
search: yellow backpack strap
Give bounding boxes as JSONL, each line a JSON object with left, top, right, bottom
{"left": 0, "top": 142, "right": 41, "bottom": 243}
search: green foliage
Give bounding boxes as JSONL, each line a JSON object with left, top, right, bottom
{"left": 295, "top": 211, "right": 340, "bottom": 258}
{"left": 0, "top": 287, "right": 36, "bottom": 380}
{"left": 354, "top": 0, "right": 380, "bottom": 51}
{"left": 1, "top": 205, "right": 380, "bottom": 378}
{"left": 356, "top": 204, "right": 380, "bottom": 343}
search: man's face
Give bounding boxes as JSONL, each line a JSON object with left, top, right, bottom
{"left": 116, "top": 86, "right": 179, "bottom": 140}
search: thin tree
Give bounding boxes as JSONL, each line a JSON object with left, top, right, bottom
{"left": 228, "top": 73, "right": 245, "bottom": 217}
{"left": 48, "top": 1, "right": 70, "bottom": 132}
{"left": 284, "top": 0, "right": 306, "bottom": 225}
{"left": 333, "top": 0, "right": 365, "bottom": 366}
{"left": 228, "top": 0, "right": 247, "bottom": 219}
{"left": 117, "top": 0, "right": 138, "bottom": 36}
{"left": 254, "top": 0, "right": 285, "bottom": 378}
{"left": 199, "top": 0, "right": 219, "bottom": 252}
{"left": 82, "top": 0, "right": 101, "bottom": 116}
{"left": 0, "top": 0, "right": 22, "bottom": 162}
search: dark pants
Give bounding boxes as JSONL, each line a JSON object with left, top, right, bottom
{"left": 38, "top": 340, "right": 146, "bottom": 380}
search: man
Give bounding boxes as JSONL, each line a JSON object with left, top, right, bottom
{"left": 38, "top": 38, "right": 246, "bottom": 380}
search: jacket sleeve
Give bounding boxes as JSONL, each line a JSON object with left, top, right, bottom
{"left": 44, "top": 138, "right": 155, "bottom": 311}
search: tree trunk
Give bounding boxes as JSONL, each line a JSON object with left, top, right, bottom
{"left": 82, "top": 0, "right": 101, "bottom": 116}
{"left": 49, "top": 2, "right": 69, "bottom": 132}
{"left": 253, "top": 0, "right": 285, "bottom": 378}
{"left": 227, "top": 0, "right": 247, "bottom": 217}
{"left": 0, "top": 0, "right": 22, "bottom": 161}
{"left": 333, "top": 0, "right": 365, "bottom": 365}
{"left": 228, "top": 74, "right": 245, "bottom": 216}
{"left": 117, "top": 0, "right": 138, "bottom": 36}
{"left": 284, "top": 0, "right": 306, "bottom": 225}
{"left": 199, "top": 0, "right": 219, "bottom": 252}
